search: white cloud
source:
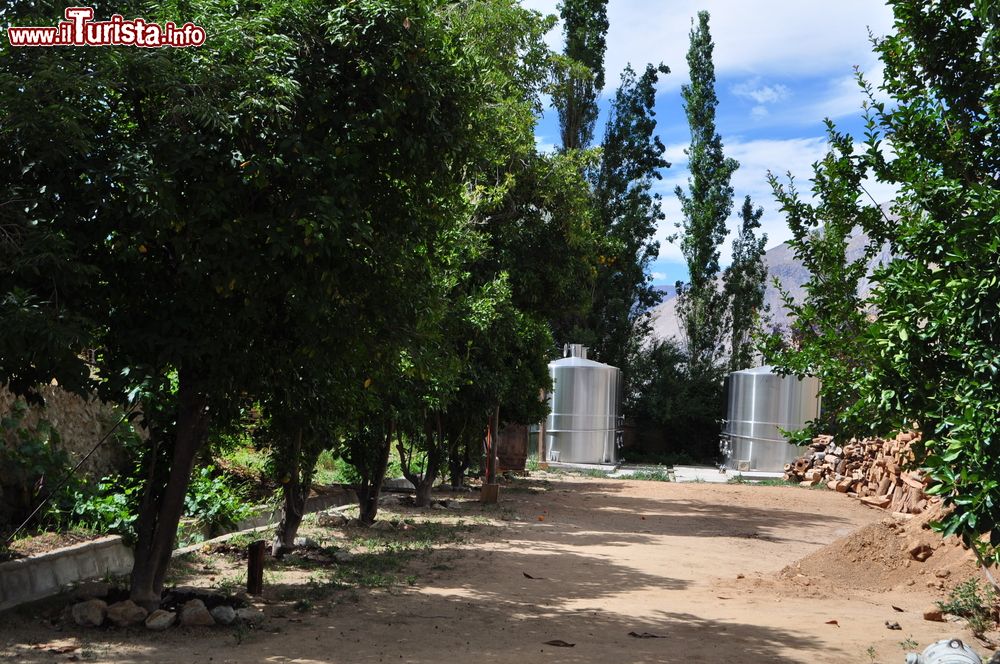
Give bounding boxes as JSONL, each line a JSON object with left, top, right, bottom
{"left": 534, "top": 138, "right": 558, "bottom": 154}
{"left": 803, "top": 60, "right": 888, "bottom": 122}
{"left": 751, "top": 105, "right": 769, "bottom": 119}
{"left": 732, "top": 78, "right": 790, "bottom": 105}
{"left": 650, "top": 272, "right": 667, "bottom": 281}
{"left": 519, "top": 1, "right": 894, "bottom": 91}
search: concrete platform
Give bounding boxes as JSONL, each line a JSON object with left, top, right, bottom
{"left": 542, "top": 461, "right": 619, "bottom": 472}
{"left": 672, "top": 465, "right": 784, "bottom": 483}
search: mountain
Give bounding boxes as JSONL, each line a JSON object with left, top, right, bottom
{"left": 648, "top": 229, "right": 892, "bottom": 342}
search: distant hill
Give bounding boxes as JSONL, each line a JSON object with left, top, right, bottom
{"left": 649, "top": 229, "right": 892, "bottom": 342}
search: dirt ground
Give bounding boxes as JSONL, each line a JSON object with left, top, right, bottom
{"left": 1, "top": 474, "right": 993, "bottom": 664}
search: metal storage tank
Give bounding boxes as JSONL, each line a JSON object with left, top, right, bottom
{"left": 545, "top": 344, "right": 622, "bottom": 464}
{"left": 721, "top": 366, "right": 821, "bottom": 473}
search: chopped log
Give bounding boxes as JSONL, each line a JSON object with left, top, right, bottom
{"left": 860, "top": 495, "right": 892, "bottom": 508}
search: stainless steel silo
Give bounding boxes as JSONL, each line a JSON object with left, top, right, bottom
{"left": 545, "top": 345, "right": 622, "bottom": 464}
{"left": 721, "top": 366, "right": 821, "bottom": 472}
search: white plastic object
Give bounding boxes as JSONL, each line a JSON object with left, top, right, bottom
{"left": 905, "top": 639, "right": 982, "bottom": 664}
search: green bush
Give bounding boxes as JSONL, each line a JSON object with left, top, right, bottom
{"left": 184, "top": 465, "right": 252, "bottom": 536}
{"left": 63, "top": 477, "right": 141, "bottom": 540}
{"left": 937, "top": 579, "right": 998, "bottom": 636}
{"left": 0, "top": 400, "right": 74, "bottom": 531}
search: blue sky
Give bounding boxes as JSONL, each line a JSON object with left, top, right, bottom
{"left": 519, "top": 0, "right": 897, "bottom": 287}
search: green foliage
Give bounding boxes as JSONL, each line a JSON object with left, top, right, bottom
{"left": 0, "top": 399, "right": 72, "bottom": 531}
{"left": 674, "top": 10, "right": 739, "bottom": 376}
{"left": 585, "top": 63, "right": 670, "bottom": 379}
{"left": 764, "top": 1, "right": 1000, "bottom": 565}
{"left": 856, "top": 1, "right": 1000, "bottom": 558}
{"left": 552, "top": 0, "right": 609, "bottom": 150}
{"left": 55, "top": 463, "right": 247, "bottom": 543}
{"left": 313, "top": 449, "right": 356, "bottom": 486}
{"left": 724, "top": 196, "right": 768, "bottom": 372}
{"left": 620, "top": 448, "right": 698, "bottom": 467}
{"left": 183, "top": 466, "right": 251, "bottom": 536}
{"left": 623, "top": 469, "right": 671, "bottom": 482}
{"left": 63, "top": 477, "right": 141, "bottom": 541}
{"left": 762, "top": 120, "right": 883, "bottom": 437}
{"left": 627, "top": 339, "right": 724, "bottom": 462}
{"left": 937, "top": 579, "right": 998, "bottom": 636}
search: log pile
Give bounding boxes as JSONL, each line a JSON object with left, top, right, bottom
{"left": 783, "top": 432, "right": 930, "bottom": 514}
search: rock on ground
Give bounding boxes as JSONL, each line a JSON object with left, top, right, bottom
{"left": 145, "top": 609, "right": 176, "bottom": 631}
{"left": 317, "top": 512, "right": 348, "bottom": 527}
{"left": 209, "top": 605, "right": 236, "bottom": 626}
{"left": 106, "top": 600, "right": 148, "bottom": 627}
{"left": 235, "top": 607, "right": 265, "bottom": 625}
{"left": 71, "top": 599, "right": 107, "bottom": 627}
{"left": 179, "top": 599, "right": 216, "bottom": 627}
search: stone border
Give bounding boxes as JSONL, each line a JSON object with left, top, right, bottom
{"left": 0, "top": 485, "right": 357, "bottom": 612}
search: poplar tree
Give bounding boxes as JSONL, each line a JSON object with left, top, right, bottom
{"left": 674, "top": 11, "right": 738, "bottom": 376}
{"left": 723, "top": 196, "right": 767, "bottom": 372}
{"left": 551, "top": 0, "right": 608, "bottom": 150}
{"left": 588, "top": 63, "right": 671, "bottom": 373}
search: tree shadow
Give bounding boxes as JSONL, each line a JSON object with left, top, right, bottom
{"left": 0, "top": 477, "right": 864, "bottom": 663}
{"left": 498, "top": 477, "right": 854, "bottom": 546}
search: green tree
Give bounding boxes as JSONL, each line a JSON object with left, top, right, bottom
{"left": 762, "top": 121, "right": 883, "bottom": 438}
{"left": 1, "top": 0, "right": 510, "bottom": 606}
{"left": 586, "top": 63, "right": 670, "bottom": 375}
{"left": 551, "top": 0, "right": 609, "bottom": 150}
{"left": 674, "top": 11, "right": 739, "bottom": 376}
{"left": 723, "top": 196, "right": 768, "bottom": 372}
{"left": 851, "top": 1, "right": 1000, "bottom": 567}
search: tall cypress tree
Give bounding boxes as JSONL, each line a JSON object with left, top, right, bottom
{"left": 674, "top": 11, "right": 738, "bottom": 375}
{"left": 552, "top": 0, "right": 609, "bottom": 150}
{"left": 723, "top": 196, "right": 767, "bottom": 372}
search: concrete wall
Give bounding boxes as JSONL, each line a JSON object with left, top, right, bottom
{"left": 0, "top": 536, "right": 133, "bottom": 612}
{"left": 0, "top": 485, "right": 357, "bottom": 612}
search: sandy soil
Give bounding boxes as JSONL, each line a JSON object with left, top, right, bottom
{"left": 0, "top": 474, "right": 992, "bottom": 664}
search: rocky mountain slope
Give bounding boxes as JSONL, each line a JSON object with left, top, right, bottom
{"left": 649, "top": 230, "right": 892, "bottom": 342}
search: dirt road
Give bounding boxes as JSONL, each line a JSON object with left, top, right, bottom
{"left": 1, "top": 475, "right": 986, "bottom": 663}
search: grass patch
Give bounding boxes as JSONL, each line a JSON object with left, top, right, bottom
{"left": 623, "top": 469, "right": 671, "bottom": 482}
{"left": 313, "top": 449, "right": 354, "bottom": 486}
{"left": 163, "top": 552, "right": 217, "bottom": 586}
{"left": 728, "top": 477, "right": 797, "bottom": 487}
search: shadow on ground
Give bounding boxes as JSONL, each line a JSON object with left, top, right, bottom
{"left": 0, "top": 476, "right": 857, "bottom": 663}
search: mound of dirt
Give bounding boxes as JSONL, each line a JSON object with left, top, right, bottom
{"left": 779, "top": 502, "right": 979, "bottom": 594}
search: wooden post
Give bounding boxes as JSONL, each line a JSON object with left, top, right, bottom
{"left": 247, "top": 540, "right": 266, "bottom": 596}
{"left": 481, "top": 405, "right": 500, "bottom": 504}
{"left": 537, "top": 389, "right": 547, "bottom": 469}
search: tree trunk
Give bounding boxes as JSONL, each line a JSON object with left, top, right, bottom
{"left": 272, "top": 428, "right": 317, "bottom": 558}
{"left": 402, "top": 415, "right": 443, "bottom": 508}
{"left": 357, "top": 423, "right": 393, "bottom": 526}
{"left": 129, "top": 371, "right": 210, "bottom": 611}
{"left": 448, "top": 420, "right": 470, "bottom": 490}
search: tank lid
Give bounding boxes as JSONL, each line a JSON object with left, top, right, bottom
{"left": 549, "top": 356, "right": 619, "bottom": 370}
{"left": 732, "top": 365, "right": 777, "bottom": 375}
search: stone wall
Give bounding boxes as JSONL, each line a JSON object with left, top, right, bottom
{"left": 0, "top": 385, "right": 138, "bottom": 528}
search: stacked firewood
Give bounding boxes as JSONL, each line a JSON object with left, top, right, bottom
{"left": 783, "top": 432, "right": 930, "bottom": 514}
